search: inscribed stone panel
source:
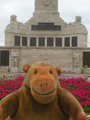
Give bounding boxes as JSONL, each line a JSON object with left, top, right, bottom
{"left": 38, "top": 37, "right": 45, "bottom": 46}
{"left": 72, "top": 36, "right": 77, "bottom": 47}
{"left": 56, "top": 38, "right": 62, "bottom": 46}
{"left": 47, "top": 37, "right": 53, "bottom": 46}
{"left": 15, "top": 36, "right": 20, "bottom": 46}
{"left": 22, "top": 37, "right": 27, "bottom": 46}
{"left": 0, "top": 51, "right": 9, "bottom": 66}
{"left": 30, "top": 37, "right": 36, "bottom": 46}
{"left": 65, "top": 37, "right": 70, "bottom": 47}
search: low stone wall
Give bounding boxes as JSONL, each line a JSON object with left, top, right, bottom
{"left": 1, "top": 47, "right": 90, "bottom": 73}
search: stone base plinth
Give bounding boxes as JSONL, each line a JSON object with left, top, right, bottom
{"left": 0, "top": 66, "right": 9, "bottom": 72}
{"left": 73, "top": 68, "right": 81, "bottom": 73}
{"left": 11, "top": 67, "right": 18, "bottom": 72}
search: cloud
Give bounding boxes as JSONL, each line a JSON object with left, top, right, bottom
{"left": 0, "top": 0, "right": 35, "bottom": 46}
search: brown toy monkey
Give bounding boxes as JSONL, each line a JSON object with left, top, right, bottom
{"left": 0, "top": 62, "right": 87, "bottom": 120}
{"left": 23, "top": 64, "right": 31, "bottom": 73}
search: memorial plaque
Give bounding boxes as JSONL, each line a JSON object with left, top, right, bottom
{"left": 47, "top": 37, "right": 53, "bottom": 46}
{"left": 0, "top": 51, "right": 9, "bottom": 66}
{"left": 31, "top": 22, "right": 61, "bottom": 31}
{"left": 30, "top": 37, "right": 36, "bottom": 46}
{"left": 31, "top": 25, "right": 38, "bottom": 30}
{"left": 56, "top": 38, "right": 62, "bottom": 46}
{"left": 83, "top": 52, "right": 90, "bottom": 67}
{"left": 22, "top": 37, "right": 27, "bottom": 46}
{"left": 72, "top": 36, "right": 77, "bottom": 47}
{"left": 65, "top": 37, "right": 70, "bottom": 47}
{"left": 54, "top": 25, "right": 61, "bottom": 31}
{"left": 15, "top": 36, "right": 20, "bottom": 46}
{"left": 38, "top": 37, "right": 45, "bottom": 46}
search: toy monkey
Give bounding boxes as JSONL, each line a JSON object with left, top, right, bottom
{"left": 0, "top": 62, "right": 87, "bottom": 120}
{"left": 23, "top": 64, "right": 31, "bottom": 73}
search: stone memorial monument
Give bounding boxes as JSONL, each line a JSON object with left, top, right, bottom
{"left": 0, "top": 0, "right": 89, "bottom": 73}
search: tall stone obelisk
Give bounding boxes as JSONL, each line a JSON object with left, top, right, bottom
{"left": 25, "top": 0, "right": 66, "bottom": 29}
{"left": 35, "top": 0, "right": 58, "bottom": 13}
{"left": 32, "top": 0, "right": 61, "bottom": 22}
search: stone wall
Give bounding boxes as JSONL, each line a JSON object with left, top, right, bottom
{"left": 9, "top": 47, "right": 84, "bottom": 73}
{"left": 0, "top": 47, "right": 90, "bottom": 73}
{"left": 18, "top": 47, "right": 84, "bottom": 73}
{"left": 2, "top": 0, "right": 89, "bottom": 73}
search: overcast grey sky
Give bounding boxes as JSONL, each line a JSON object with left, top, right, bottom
{"left": 0, "top": 0, "right": 90, "bottom": 47}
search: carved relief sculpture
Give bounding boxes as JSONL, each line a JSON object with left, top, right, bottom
{"left": 43, "top": 0, "right": 51, "bottom": 6}
{"left": 40, "top": 52, "right": 51, "bottom": 60}
{"left": 73, "top": 52, "right": 81, "bottom": 68}
{"left": 11, "top": 50, "right": 19, "bottom": 68}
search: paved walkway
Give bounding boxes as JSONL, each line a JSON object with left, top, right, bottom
{"left": 0, "top": 72, "right": 90, "bottom": 77}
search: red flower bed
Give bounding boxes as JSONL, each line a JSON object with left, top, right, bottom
{"left": 59, "top": 77, "right": 90, "bottom": 114}
{"left": 0, "top": 76, "right": 90, "bottom": 114}
{"left": 0, "top": 76, "right": 24, "bottom": 100}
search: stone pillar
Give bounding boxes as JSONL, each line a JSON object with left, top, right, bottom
{"left": 75, "top": 16, "right": 81, "bottom": 23}
{"left": 27, "top": 36, "right": 30, "bottom": 46}
{"left": 45, "top": 37, "right": 47, "bottom": 47}
{"left": 10, "top": 15, "right": 17, "bottom": 24}
{"left": 20, "top": 36, "right": 22, "bottom": 46}
{"left": 36, "top": 37, "right": 38, "bottom": 47}
{"left": 70, "top": 36, "right": 72, "bottom": 47}
{"left": 62, "top": 37, "right": 64, "bottom": 47}
{"left": 54, "top": 37, "right": 55, "bottom": 47}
